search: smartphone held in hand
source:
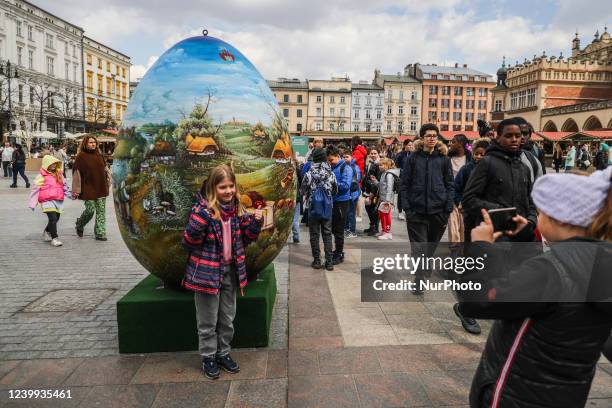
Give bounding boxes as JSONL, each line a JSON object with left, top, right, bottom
{"left": 488, "top": 207, "right": 517, "bottom": 231}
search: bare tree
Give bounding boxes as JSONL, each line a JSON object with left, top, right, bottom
{"left": 52, "top": 87, "right": 81, "bottom": 135}
{"left": 86, "top": 99, "right": 108, "bottom": 132}
{"left": 29, "top": 80, "right": 55, "bottom": 131}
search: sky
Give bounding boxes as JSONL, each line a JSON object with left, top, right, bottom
{"left": 123, "top": 37, "right": 278, "bottom": 127}
{"left": 35, "top": 0, "right": 612, "bottom": 83}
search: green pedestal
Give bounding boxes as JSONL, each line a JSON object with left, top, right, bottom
{"left": 117, "top": 264, "right": 276, "bottom": 353}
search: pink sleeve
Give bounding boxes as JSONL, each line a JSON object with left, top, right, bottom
{"left": 28, "top": 187, "right": 40, "bottom": 210}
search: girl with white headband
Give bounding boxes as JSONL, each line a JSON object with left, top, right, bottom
{"left": 457, "top": 167, "right": 612, "bottom": 408}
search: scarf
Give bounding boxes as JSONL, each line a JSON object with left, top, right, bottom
{"left": 219, "top": 201, "right": 237, "bottom": 221}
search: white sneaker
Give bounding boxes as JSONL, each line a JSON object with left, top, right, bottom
{"left": 42, "top": 230, "right": 52, "bottom": 242}
{"left": 398, "top": 213, "right": 405, "bottom": 220}
{"left": 377, "top": 233, "right": 391, "bottom": 240}
{"left": 51, "top": 238, "right": 63, "bottom": 247}
{"left": 356, "top": 216, "right": 362, "bottom": 223}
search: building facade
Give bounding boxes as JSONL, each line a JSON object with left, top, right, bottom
{"left": 0, "top": 0, "right": 85, "bottom": 138}
{"left": 413, "top": 63, "right": 494, "bottom": 132}
{"left": 492, "top": 29, "right": 612, "bottom": 131}
{"left": 374, "top": 68, "right": 421, "bottom": 136}
{"left": 83, "top": 36, "right": 130, "bottom": 129}
{"left": 268, "top": 78, "right": 308, "bottom": 133}
{"left": 351, "top": 81, "right": 384, "bottom": 133}
{"left": 306, "top": 77, "right": 352, "bottom": 132}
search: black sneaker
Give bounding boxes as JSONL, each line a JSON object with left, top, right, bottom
{"left": 364, "top": 227, "right": 373, "bottom": 233}
{"left": 367, "top": 229, "right": 378, "bottom": 236}
{"left": 332, "top": 253, "right": 344, "bottom": 265}
{"left": 95, "top": 236, "right": 108, "bottom": 241}
{"left": 311, "top": 260, "right": 322, "bottom": 269}
{"left": 9, "top": 184, "right": 16, "bottom": 188}
{"left": 76, "top": 226, "right": 84, "bottom": 237}
{"left": 25, "top": 182, "right": 30, "bottom": 188}
{"left": 325, "top": 263, "right": 334, "bottom": 271}
{"left": 216, "top": 354, "right": 240, "bottom": 373}
{"left": 202, "top": 356, "right": 220, "bottom": 379}
{"left": 453, "top": 303, "right": 481, "bottom": 335}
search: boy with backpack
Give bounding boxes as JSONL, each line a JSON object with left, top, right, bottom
{"left": 300, "top": 148, "right": 337, "bottom": 270}
{"left": 343, "top": 151, "right": 362, "bottom": 239}
{"left": 327, "top": 145, "right": 353, "bottom": 265}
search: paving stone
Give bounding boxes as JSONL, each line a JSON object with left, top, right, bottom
{"left": 290, "top": 316, "right": 341, "bottom": 338}
{"left": 63, "top": 355, "right": 145, "bottom": 386}
{"left": 354, "top": 372, "right": 432, "bottom": 407}
{"left": 418, "top": 369, "right": 472, "bottom": 406}
{"left": 0, "top": 358, "right": 82, "bottom": 389}
{"left": 589, "top": 369, "right": 612, "bottom": 398}
{"left": 226, "top": 378, "right": 287, "bottom": 408}
{"left": 289, "top": 336, "right": 344, "bottom": 350}
{"left": 0, "top": 386, "right": 91, "bottom": 408}
{"left": 151, "top": 381, "right": 229, "bottom": 408}
{"left": 0, "top": 360, "right": 21, "bottom": 380}
{"left": 81, "top": 384, "right": 160, "bottom": 408}
{"left": 266, "top": 350, "right": 288, "bottom": 379}
{"left": 288, "top": 374, "right": 360, "bottom": 408}
{"left": 318, "top": 347, "right": 382, "bottom": 375}
{"left": 288, "top": 350, "right": 318, "bottom": 376}
{"left": 130, "top": 353, "right": 202, "bottom": 384}
{"left": 222, "top": 351, "right": 268, "bottom": 381}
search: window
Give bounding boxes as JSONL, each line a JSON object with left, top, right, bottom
{"left": 107, "top": 61, "right": 111, "bottom": 72}
{"left": 98, "top": 58, "right": 102, "bottom": 69}
{"left": 46, "top": 34, "right": 54, "bottom": 49}
{"left": 330, "top": 107, "right": 335, "bottom": 116}
{"left": 453, "top": 125, "right": 462, "bottom": 131}
{"left": 329, "top": 123, "right": 335, "bottom": 131}
{"left": 453, "top": 112, "right": 461, "bottom": 121}
{"left": 297, "top": 123, "right": 302, "bottom": 132}
{"left": 494, "top": 100, "right": 502, "bottom": 112}
{"left": 65, "top": 41, "right": 68, "bottom": 54}
{"left": 442, "top": 86, "right": 450, "bottom": 95}
{"left": 398, "top": 121, "right": 403, "bottom": 132}
{"left": 376, "top": 124, "right": 381, "bottom": 132}
{"left": 398, "top": 105, "right": 404, "bottom": 115}
{"left": 387, "top": 90, "right": 392, "bottom": 101}
{"left": 429, "top": 98, "right": 437, "bottom": 108}
{"left": 479, "top": 88, "right": 487, "bottom": 97}
{"left": 377, "top": 97, "right": 383, "bottom": 106}
{"left": 365, "top": 110, "right": 371, "bottom": 119}
{"left": 16, "top": 21, "right": 22, "bottom": 37}
{"left": 366, "top": 96, "right": 371, "bottom": 106}
{"left": 428, "top": 111, "right": 437, "bottom": 121}
{"left": 365, "top": 123, "right": 371, "bottom": 132}
{"left": 283, "top": 94, "right": 289, "bottom": 103}
{"left": 441, "top": 111, "right": 449, "bottom": 121}
{"left": 297, "top": 95, "right": 303, "bottom": 103}
{"left": 466, "top": 87, "right": 474, "bottom": 96}
{"left": 47, "top": 91, "right": 54, "bottom": 108}
{"left": 453, "top": 100, "right": 462, "bottom": 109}
{"left": 478, "top": 113, "right": 486, "bottom": 121}
{"left": 73, "top": 64, "right": 77, "bottom": 82}
{"left": 329, "top": 96, "right": 335, "bottom": 103}
{"left": 386, "top": 121, "right": 392, "bottom": 131}
{"left": 87, "top": 54, "right": 92, "bottom": 65}
{"left": 28, "top": 25, "right": 33, "bottom": 41}
{"left": 527, "top": 88, "right": 536, "bottom": 107}
{"left": 29, "top": 86, "right": 34, "bottom": 104}
{"left": 297, "top": 109, "right": 302, "bottom": 118}
{"left": 65, "top": 62, "right": 69, "bottom": 79}
{"left": 354, "top": 96, "right": 360, "bottom": 105}
{"left": 465, "top": 125, "right": 474, "bottom": 131}
{"left": 316, "top": 122, "right": 322, "bottom": 131}
{"left": 97, "top": 74, "right": 103, "bottom": 95}
{"left": 354, "top": 124, "right": 359, "bottom": 131}
{"left": 316, "top": 107, "right": 321, "bottom": 116}
{"left": 106, "top": 77, "right": 112, "bottom": 96}
{"left": 340, "top": 96, "right": 345, "bottom": 104}
{"left": 339, "top": 108, "right": 345, "bottom": 117}
{"left": 465, "top": 112, "right": 474, "bottom": 121}
{"left": 283, "top": 108, "right": 289, "bottom": 118}
{"left": 316, "top": 95, "right": 322, "bottom": 103}
{"left": 46, "top": 56, "right": 54, "bottom": 75}
{"left": 429, "top": 85, "right": 438, "bottom": 95}
{"left": 410, "top": 121, "right": 416, "bottom": 131}
{"left": 410, "top": 106, "right": 417, "bottom": 115}
{"left": 441, "top": 99, "right": 450, "bottom": 108}
{"left": 376, "top": 110, "right": 382, "bottom": 119}
{"left": 387, "top": 105, "right": 392, "bottom": 114}
{"left": 454, "top": 87, "right": 462, "bottom": 96}
{"left": 466, "top": 100, "right": 474, "bottom": 109}
{"left": 399, "top": 90, "right": 404, "bottom": 101}
{"left": 28, "top": 50, "right": 33, "bottom": 69}
{"left": 478, "top": 100, "right": 487, "bottom": 110}
{"left": 411, "top": 90, "right": 417, "bottom": 100}
{"left": 17, "top": 47, "right": 23, "bottom": 66}
{"left": 354, "top": 110, "right": 359, "bottom": 119}
{"left": 339, "top": 123, "right": 344, "bottom": 131}
{"left": 72, "top": 44, "right": 76, "bottom": 56}
{"left": 86, "top": 72, "right": 93, "bottom": 90}
{"left": 18, "top": 84, "right": 23, "bottom": 103}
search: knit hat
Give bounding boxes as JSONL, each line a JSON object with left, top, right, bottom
{"left": 532, "top": 166, "right": 612, "bottom": 227}
{"left": 312, "top": 148, "right": 327, "bottom": 163}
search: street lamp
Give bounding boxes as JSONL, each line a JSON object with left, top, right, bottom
{"left": 0, "top": 60, "right": 19, "bottom": 144}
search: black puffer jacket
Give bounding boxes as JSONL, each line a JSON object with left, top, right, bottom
{"left": 459, "top": 237, "right": 612, "bottom": 408}
{"left": 400, "top": 140, "right": 454, "bottom": 215}
{"left": 462, "top": 142, "right": 537, "bottom": 240}
{"left": 363, "top": 160, "right": 380, "bottom": 196}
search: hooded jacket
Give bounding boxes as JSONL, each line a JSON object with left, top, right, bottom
{"left": 37, "top": 155, "right": 64, "bottom": 202}
{"left": 399, "top": 139, "right": 454, "bottom": 215}
{"left": 352, "top": 144, "right": 367, "bottom": 179}
{"left": 462, "top": 141, "right": 537, "bottom": 240}
{"left": 458, "top": 237, "right": 612, "bottom": 408}
{"left": 375, "top": 168, "right": 400, "bottom": 204}
{"left": 300, "top": 162, "right": 338, "bottom": 209}
{"left": 331, "top": 160, "right": 353, "bottom": 202}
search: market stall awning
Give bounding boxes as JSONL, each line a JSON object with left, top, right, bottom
{"left": 33, "top": 130, "right": 58, "bottom": 140}
{"left": 439, "top": 131, "right": 482, "bottom": 141}
{"left": 534, "top": 132, "right": 573, "bottom": 141}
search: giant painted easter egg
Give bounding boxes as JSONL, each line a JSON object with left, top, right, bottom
{"left": 112, "top": 34, "right": 296, "bottom": 287}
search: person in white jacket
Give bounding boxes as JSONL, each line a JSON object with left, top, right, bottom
{"left": 1, "top": 142, "right": 14, "bottom": 178}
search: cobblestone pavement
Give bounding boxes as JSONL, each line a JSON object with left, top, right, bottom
{"left": 0, "top": 173, "right": 287, "bottom": 361}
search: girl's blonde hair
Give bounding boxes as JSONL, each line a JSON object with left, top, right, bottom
{"left": 201, "top": 164, "right": 246, "bottom": 220}
{"left": 379, "top": 157, "right": 395, "bottom": 170}
{"left": 587, "top": 178, "right": 612, "bottom": 242}
{"left": 47, "top": 161, "right": 63, "bottom": 184}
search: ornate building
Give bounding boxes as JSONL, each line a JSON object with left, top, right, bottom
{"left": 268, "top": 78, "right": 308, "bottom": 134}
{"left": 306, "top": 77, "right": 352, "bottom": 132}
{"left": 491, "top": 28, "right": 612, "bottom": 131}
{"left": 374, "top": 68, "right": 421, "bottom": 136}
{"left": 351, "top": 81, "right": 383, "bottom": 133}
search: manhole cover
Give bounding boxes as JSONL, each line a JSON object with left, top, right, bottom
{"left": 23, "top": 289, "right": 115, "bottom": 312}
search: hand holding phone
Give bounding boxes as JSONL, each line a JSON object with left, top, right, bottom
{"left": 487, "top": 207, "right": 517, "bottom": 232}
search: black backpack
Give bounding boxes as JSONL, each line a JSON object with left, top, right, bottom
{"left": 340, "top": 162, "right": 359, "bottom": 193}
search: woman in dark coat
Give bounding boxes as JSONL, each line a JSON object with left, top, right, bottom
{"left": 72, "top": 136, "right": 109, "bottom": 241}
{"left": 9, "top": 144, "right": 29, "bottom": 188}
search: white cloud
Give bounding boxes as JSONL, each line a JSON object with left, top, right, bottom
{"left": 130, "top": 56, "right": 159, "bottom": 82}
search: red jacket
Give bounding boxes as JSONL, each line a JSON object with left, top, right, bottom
{"left": 38, "top": 169, "right": 65, "bottom": 202}
{"left": 352, "top": 145, "right": 367, "bottom": 180}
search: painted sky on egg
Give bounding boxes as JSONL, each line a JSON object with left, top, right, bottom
{"left": 122, "top": 36, "right": 279, "bottom": 128}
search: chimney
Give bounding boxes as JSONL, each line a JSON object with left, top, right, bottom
{"left": 454, "top": 63, "right": 458, "bottom": 68}
{"left": 463, "top": 64, "right": 467, "bottom": 68}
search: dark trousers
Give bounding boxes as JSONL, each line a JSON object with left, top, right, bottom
{"left": 2, "top": 161, "right": 12, "bottom": 177}
{"left": 45, "top": 212, "right": 61, "bottom": 239}
{"left": 12, "top": 163, "right": 28, "bottom": 186}
{"left": 308, "top": 216, "right": 333, "bottom": 264}
{"left": 332, "top": 200, "right": 350, "bottom": 256}
{"left": 344, "top": 197, "right": 358, "bottom": 233}
{"left": 405, "top": 212, "right": 448, "bottom": 280}
{"left": 365, "top": 199, "right": 379, "bottom": 231}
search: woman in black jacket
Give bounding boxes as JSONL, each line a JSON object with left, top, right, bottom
{"left": 9, "top": 144, "right": 30, "bottom": 188}
{"left": 457, "top": 165, "right": 612, "bottom": 408}
{"left": 363, "top": 148, "right": 381, "bottom": 236}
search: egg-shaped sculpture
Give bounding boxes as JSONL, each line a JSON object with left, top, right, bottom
{"left": 112, "top": 34, "right": 296, "bottom": 287}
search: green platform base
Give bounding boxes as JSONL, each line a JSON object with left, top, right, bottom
{"left": 117, "top": 264, "right": 276, "bottom": 353}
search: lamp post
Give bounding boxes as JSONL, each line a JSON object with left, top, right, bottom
{"left": 0, "top": 60, "right": 19, "bottom": 144}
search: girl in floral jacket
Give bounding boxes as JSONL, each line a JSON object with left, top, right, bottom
{"left": 182, "top": 164, "right": 263, "bottom": 380}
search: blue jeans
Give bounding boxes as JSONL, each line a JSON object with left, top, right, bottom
{"left": 345, "top": 197, "right": 358, "bottom": 233}
{"left": 292, "top": 201, "right": 301, "bottom": 241}
{"left": 12, "top": 163, "right": 28, "bottom": 186}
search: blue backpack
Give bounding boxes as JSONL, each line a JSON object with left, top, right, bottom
{"left": 309, "top": 184, "right": 333, "bottom": 220}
